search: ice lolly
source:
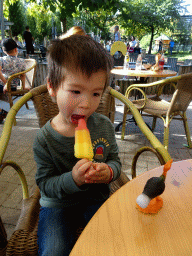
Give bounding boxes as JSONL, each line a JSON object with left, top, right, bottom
{"left": 74, "top": 118, "right": 94, "bottom": 160}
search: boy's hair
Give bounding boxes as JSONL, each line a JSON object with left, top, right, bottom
{"left": 47, "top": 35, "right": 113, "bottom": 91}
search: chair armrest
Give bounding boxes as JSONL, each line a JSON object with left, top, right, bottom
{"left": 5, "top": 61, "right": 37, "bottom": 92}
{"left": 6, "top": 186, "right": 40, "bottom": 256}
{"left": 110, "top": 88, "right": 172, "bottom": 163}
{"left": 5, "top": 74, "right": 22, "bottom": 92}
{"left": 125, "top": 75, "right": 181, "bottom": 98}
{"left": 0, "top": 91, "right": 33, "bottom": 198}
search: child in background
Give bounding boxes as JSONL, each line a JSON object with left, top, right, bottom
{"left": 33, "top": 35, "right": 122, "bottom": 255}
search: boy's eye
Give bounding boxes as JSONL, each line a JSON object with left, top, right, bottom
{"left": 71, "top": 90, "right": 80, "bottom": 94}
{"left": 93, "top": 93, "right": 101, "bottom": 97}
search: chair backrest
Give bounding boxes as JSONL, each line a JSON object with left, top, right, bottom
{"left": 146, "top": 54, "right": 155, "bottom": 64}
{"left": 167, "top": 57, "right": 178, "bottom": 72}
{"left": 24, "top": 59, "right": 37, "bottom": 89}
{"left": 129, "top": 53, "right": 138, "bottom": 62}
{"left": 178, "top": 65, "right": 192, "bottom": 75}
{"left": 110, "top": 41, "right": 127, "bottom": 56}
{"left": 184, "top": 59, "right": 192, "bottom": 65}
{"left": 31, "top": 85, "right": 115, "bottom": 128}
{"left": 34, "top": 62, "right": 48, "bottom": 88}
{"left": 168, "top": 73, "right": 192, "bottom": 114}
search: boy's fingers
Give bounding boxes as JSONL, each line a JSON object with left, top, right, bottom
{"left": 78, "top": 161, "right": 93, "bottom": 174}
{"left": 75, "top": 158, "right": 91, "bottom": 169}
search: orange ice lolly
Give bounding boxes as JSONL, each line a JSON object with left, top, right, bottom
{"left": 74, "top": 119, "right": 94, "bottom": 160}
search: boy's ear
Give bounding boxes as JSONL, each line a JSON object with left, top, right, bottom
{"left": 47, "top": 81, "right": 56, "bottom": 97}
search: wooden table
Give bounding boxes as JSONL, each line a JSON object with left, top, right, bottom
{"left": 111, "top": 67, "right": 177, "bottom": 78}
{"left": 70, "top": 159, "right": 192, "bottom": 256}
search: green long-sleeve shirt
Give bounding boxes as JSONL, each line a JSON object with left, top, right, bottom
{"left": 33, "top": 112, "right": 121, "bottom": 208}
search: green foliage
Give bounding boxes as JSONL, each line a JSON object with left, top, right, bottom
{"left": 41, "top": 0, "right": 120, "bottom": 32}
{"left": 119, "top": 0, "right": 184, "bottom": 53}
{"left": 26, "top": 3, "right": 53, "bottom": 43}
{"left": 7, "top": 0, "right": 26, "bottom": 36}
{"left": 139, "top": 34, "right": 152, "bottom": 51}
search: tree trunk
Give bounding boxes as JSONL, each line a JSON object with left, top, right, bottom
{"left": 61, "top": 17, "right": 67, "bottom": 33}
{"left": 148, "top": 26, "right": 154, "bottom": 54}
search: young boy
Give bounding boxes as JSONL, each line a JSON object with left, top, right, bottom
{"left": 33, "top": 35, "right": 122, "bottom": 256}
{"left": 0, "top": 38, "right": 26, "bottom": 121}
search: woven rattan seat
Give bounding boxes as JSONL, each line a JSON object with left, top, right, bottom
{"left": 132, "top": 96, "right": 171, "bottom": 116}
{"left": 122, "top": 73, "right": 192, "bottom": 150}
{"left": 0, "top": 85, "right": 172, "bottom": 255}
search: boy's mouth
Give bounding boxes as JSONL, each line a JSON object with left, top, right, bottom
{"left": 71, "top": 114, "right": 85, "bottom": 124}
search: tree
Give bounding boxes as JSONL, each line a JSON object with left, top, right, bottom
{"left": 119, "top": 0, "right": 184, "bottom": 53}
{"left": 26, "top": 3, "right": 53, "bottom": 43}
{"left": 73, "top": 6, "right": 118, "bottom": 41}
{"left": 38, "top": 0, "right": 120, "bottom": 33}
{"left": 6, "top": 0, "right": 26, "bottom": 36}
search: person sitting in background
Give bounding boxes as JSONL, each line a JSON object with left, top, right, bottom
{"left": 134, "top": 43, "right": 141, "bottom": 54}
{"left": 14, "top": 36, "right": 23, "bottom": 56}
{"left": 128, "top": 36, "right": 137, "bottom": 53}
{"left": 129, "top": 36, "right": 137, "bottom": 48}
{"left": 0, "top": 38, "right": 26, "bottom": 121}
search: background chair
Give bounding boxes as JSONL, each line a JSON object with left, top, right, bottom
{"left": 110, "top": 41, "right": 127, "bottom": 66}
{"left": 0, "top": 59, "right": 37, "bottom": 111}
{"left": 184, "top": 59, "right": 192, "bottom": 65}
{"left": 167, "top": 57, "right": 178, "bottom": 72}
{"left": 129, "top": 53, "right": 138, "bottom": 62}
{"left": 0, "top": 85, "right": 171, "bottom": 255}
{"left": 178, "top": 64, "right": 192, "bottom": 75}
{"left": 121, "top": 73, "right": 192, "bottom": 150}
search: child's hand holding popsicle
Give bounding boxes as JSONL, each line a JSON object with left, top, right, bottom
{"left": 85, "top": 162, "right": 112, "bottom": 184}
{"left": 72, "top": 158, "right": 93, "bottom": 187}
{"left": 73, "top": 119, "right": 113, "bottom": 186}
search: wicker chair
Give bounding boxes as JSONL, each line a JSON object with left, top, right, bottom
{"left": 167, "top": 57, "right": 178, "bottom": 72}
{"left": 121, "top": 73, "right": 192, "bottom": 150}
{"left": 0, "top": 85, "right": 171, "bottom": 255}
{"left": 178, "top": 65, "right": 192, "bottom": 75}
{"left": 0, "top": 59, "right": 37, "bottom": 111}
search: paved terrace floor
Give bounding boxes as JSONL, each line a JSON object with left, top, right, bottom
{"left": 0, "top": 98, "right": 192, "bottom": 240}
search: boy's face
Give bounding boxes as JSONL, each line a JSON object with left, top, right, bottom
{"left": 48, "top": 69, "right": 106, "bottom": 127}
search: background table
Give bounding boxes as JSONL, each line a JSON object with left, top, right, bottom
{"left": 111, "top": 67, "right": 177, "bottom": 95}
{"left": 111, "top": 67, "right": 177, "bottom": 78}
{"left": 70, "top": 159, "right": 192, "bottom": 256}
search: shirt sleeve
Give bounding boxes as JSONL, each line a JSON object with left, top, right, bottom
{"left": 105, "top": 121, "right": 122, "bottom": 181}
{"left": 33, "top": 131, "right": 87, "bottom": 200}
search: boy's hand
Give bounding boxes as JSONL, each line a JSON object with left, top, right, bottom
{"left": 72, "top": 159, "right": 93, "bottom": 187}
{"left": 85, "top": 163, "right": 112, "bottom": 184}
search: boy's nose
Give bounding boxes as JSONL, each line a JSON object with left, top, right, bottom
{"left": 79, "top": 95, "right": 91, "bottom": 109}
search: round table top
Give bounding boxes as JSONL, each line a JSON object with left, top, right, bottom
{"left": 70, "top": 159, "right": 192, "bottom": 256}
{"left": 111, "top": 67, "right": 177, "bottom": 77}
